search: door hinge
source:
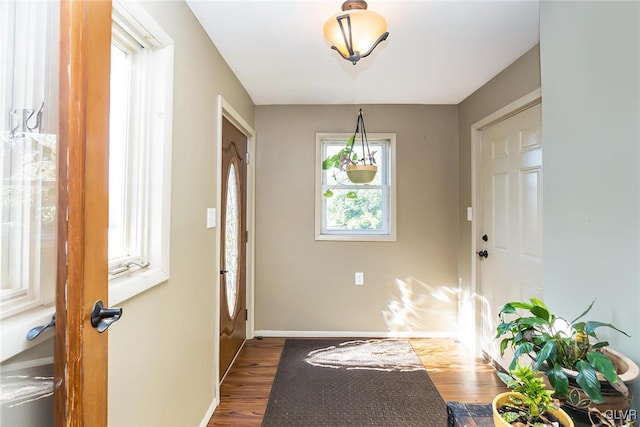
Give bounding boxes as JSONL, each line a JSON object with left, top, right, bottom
{"left": 245, "top": 308, "right": 248, "bottom": 321}
{"left": 245, "top": 230, "right": 248, "bottom": 243}
{"left": 245, "top": 152, "right": 250, "bottom": 165}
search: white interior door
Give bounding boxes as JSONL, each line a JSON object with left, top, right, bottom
{"left": 479, "top": 103, "right": 543, "bottom": 369}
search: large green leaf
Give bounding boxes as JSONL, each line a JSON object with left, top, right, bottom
{"left": 496, "top": 322, "right": 512, "bottom": 338}
{"left": 587, "top": 352, "right": 618, "bottom": 384}
{"left": 591, "top": 342, "right": 609, "bottom": 350}
{"left": 576, "top": 360, "right": 603, "bottom": 403}
{"left": 497, "top": 371, "right": 518, "bottom": 388}
{"left": 514, "top": 331, "right": 523, "bottom": 343}
{"left": 529, "top": 298, "right": 548, "bottom": 309}
{"left": 499, "top": 338, "right": 510, "bottom": 355}
{"left": 546, "top": 364, "right": 569, "bottom": 396}
{"left": 533, "top": 341, "right": 556, "bottom": 370}
{"left": 508, "top": 357, "right": 518, "bottom": 371}
{"left": 519, "top": 317, "right": 549, "bottom": 327}
{"left": 500, "top": 301, "right": 533, "bottom": 314}
{"left": 572, "top": 321, "right": 586, "bottom": 333}
{"left": 499, "top": 303, "right": 517, "bottom": 314}
{"left": 584, "top": 321, "right": 630, "bottom": 337}
{"left": 530, "top": 305, "right": 551, "bottom": 322}
{"left": 514, "top": 342, "right": 534, "bottom": 357}
{"left": 510, "top": 342, "right": 534, "bottom": 370}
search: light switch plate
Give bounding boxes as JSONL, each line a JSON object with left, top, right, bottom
{"left": 207, "top": 208, "right": 216, "bottom": 229}
{"left": 355, "top": 272, "right": 364, "bottom": 286}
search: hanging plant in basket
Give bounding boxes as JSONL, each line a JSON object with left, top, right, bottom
{"left": 322, "top": 109, "right": 377, "bottom": 198}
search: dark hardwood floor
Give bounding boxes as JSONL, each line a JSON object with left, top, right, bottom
{"left": 207, "top": 337, "right": 507, "bottom": 426}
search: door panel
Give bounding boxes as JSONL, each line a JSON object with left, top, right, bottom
{"left": 55, "top": 0, "right": 111, "bottom": 424}
{"left": 480, "top": 103, "right": 542, "bottom": 369}
{"left": 219, "top": 117, "right": 247, "bottom": 380}
{"left": 521, "top": 168, "right": 542, "bottom": 257}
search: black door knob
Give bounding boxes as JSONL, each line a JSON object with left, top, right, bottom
{"left": 91, "top": 300, "right": 123, "bottom": 333}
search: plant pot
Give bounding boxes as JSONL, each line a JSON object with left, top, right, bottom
{"left": 493, "top": 392, "right": 574, "bottom": 427}
{"left": 560, "top": 348, "right": 639, "bottom": 422}
{"left": 346, "top": 165, "right": 377, "bottom": 184}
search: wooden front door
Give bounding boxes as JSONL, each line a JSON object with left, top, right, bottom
{"left": 55, "top": 0, "right": 112, "bottom": 424}
{"left": 479, "top": 102, "right": 543, "bottom": 368}
{"left": 219, "top": 117, "right": 248, "bottom": 380}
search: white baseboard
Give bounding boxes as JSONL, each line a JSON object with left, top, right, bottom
{"left": 253, "top": 330, "right": 457, "bottom": 339}
{"left": 199, "top": 396, "right": 218, "bottom": 427}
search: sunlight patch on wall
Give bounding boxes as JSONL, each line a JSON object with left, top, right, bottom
{"left": 382, "top": 277, "right": 458, "bottom": 334}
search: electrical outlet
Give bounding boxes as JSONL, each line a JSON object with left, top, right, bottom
{"left": 355, "top": 272, "right": 364, "bottom": 286}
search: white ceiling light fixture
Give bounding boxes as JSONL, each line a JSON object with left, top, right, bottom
{"left": 323, "top": 0, "right": 389, "bottom": 65}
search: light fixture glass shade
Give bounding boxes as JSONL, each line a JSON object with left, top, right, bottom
{"left": 323, "top": 9, "right": 388, "bottom": 61}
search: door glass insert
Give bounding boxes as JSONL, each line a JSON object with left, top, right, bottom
{"left": 224, "top": 163, "right": 239, "bottom": 317}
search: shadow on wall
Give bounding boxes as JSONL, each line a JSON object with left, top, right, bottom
{"left": 382, "top": 277, "right": 458, "bottom": 334}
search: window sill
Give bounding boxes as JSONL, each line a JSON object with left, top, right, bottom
{"left": 109, "top": 266, "right": 168, "bottom": 306}
{"left": 0, "top": 267, "right": 168, "bottom": 362}
{"left": 315, "top": 233, "right": 397, "bottom": 242}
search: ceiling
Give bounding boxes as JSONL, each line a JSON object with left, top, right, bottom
{"left": 186, "top": 0, "right": 540, "bottom": 106}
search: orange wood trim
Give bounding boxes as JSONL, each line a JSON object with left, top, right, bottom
{"left": 55, "top": 0, "right": 71, "bottom": 422}
{"left": 56, "top": 1, "right": 111, "bottom": 425}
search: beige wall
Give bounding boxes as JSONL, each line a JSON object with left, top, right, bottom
{"left": 108, "top": 1, "right": 254, "bottom": 425}
{"left": 540, "top": 1, "right": 640, "bottom": 412}
{"left": 255, "top": 105, "right": 459, "bottom": 334}
{"left": 456, "top": 45, "right": 541, "bottom": 339}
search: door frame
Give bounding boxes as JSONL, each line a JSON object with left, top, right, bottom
{"left": 213, "top": 95, "right": 256, "bottom": 397}
{"left": 55, "top": 0, "right": 111, "bottom": 424}
{"left": 468, "top": 88, "right": 541, "bottom": 356}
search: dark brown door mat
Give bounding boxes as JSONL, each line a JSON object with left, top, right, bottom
{"left": 262, "top": 339, "right": 448, "bottom": 427}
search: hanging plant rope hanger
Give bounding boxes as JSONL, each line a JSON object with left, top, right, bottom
{"left": 351, "top": 109, "right": 374, "bottom": 165}
{"left": 344, "top": 109, "right": 378, "bottom": 183}
{"left": 321, "top": 109, "right": 378, "bottom": 198}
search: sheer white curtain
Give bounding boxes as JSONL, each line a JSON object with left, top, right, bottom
{"left": 1, "top": 1, "right": 59, "bottom": 317}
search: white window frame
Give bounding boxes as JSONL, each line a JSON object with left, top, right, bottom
{"left": 0, "top": 1, "right": 59, "bottom": 320}
{"left": 107, "top": 1, "right": 174, "bottom": 305}
{"left": 1, "top": 0, "right": 60, "bottom": 362}
{"left": 315, "top": 133, "right": 397, "bottom": 242}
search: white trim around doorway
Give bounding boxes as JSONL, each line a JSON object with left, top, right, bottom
{"left": 469, "top": 88, "right": 541, "bottom": 356}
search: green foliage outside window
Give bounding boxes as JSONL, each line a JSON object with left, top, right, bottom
{"left": 326, "top": 188, "right": 382, "bottom": 231}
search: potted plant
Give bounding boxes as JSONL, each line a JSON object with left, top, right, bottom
{"left": 494, "top": 364, "right": 574, "bottom": 426}
{"left": 322, "top": 109, "right": 377, "bottom": 196}
{"left": 496, "top": 298, "right": 639, "bottom": 419}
